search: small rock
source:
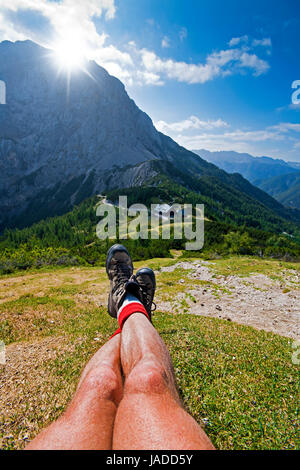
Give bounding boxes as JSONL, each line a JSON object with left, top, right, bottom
{"left": 216, "top": 305, "right": 222, "bottom": 311}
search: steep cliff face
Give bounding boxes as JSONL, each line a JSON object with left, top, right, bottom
{"left": 0, "top": 40, "right": 172, "bottom": 227}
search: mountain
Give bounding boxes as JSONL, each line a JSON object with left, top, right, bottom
{"left": 193, "top": 149, "right": 299, "bottom": 185}
{"left": 259, "top": 172, "right": 300, "bottom": 210}
{"left": 193, "top": 149, "right": 300, "bottom": 210}
{"left": 0, "top": 40, "right": 300, "bottom": 237}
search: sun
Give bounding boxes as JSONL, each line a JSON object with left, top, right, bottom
{"left": 52, "top": 32, "right": 88, "bottom": 71}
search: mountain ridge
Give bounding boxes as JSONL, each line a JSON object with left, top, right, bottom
{"left": 193, "top": 149, "right": 299, "bottom": 185}
{"left": 193, "top": 149, "right": 300, "bottom": 210}
{"left": 0, "top": 40, "right": 299, "bottom": 237}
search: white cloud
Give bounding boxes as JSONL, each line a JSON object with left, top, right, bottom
{"left": 238, "top": 51, "right": 270, "bottom": 75}
{"left": 162, "top": 36, "right": 171, "bottom": 48}
{"left": 157, "top": 116, "right": 299, "bottom": 160}
{"left": 176, "top": 129, "right": 284, "bottom": 150}
{"left": 94, "top": 44, "right": 133, "bottom": 67}
{"left": 270, "top": 123, "right": 300, "bottom": 133}
{"left": 135, "top": 70, "right": 164, "bottom": 86}
{"left": 229, "top": 35, "right": 272, "bottom": 50}
{"left": 228, "top": 35, "right": 249, "bottom": 47}
{"left": 252, "top": 37, "right": 272, "bottom": 48}
{"left": 155, "top": 116, "right": 229, "bottom": 133}
{"left": 140, "top": 49, "right": 220, "bottom": 84}
{"left": 140, "top": 45, "right": 269, "bottom": 84}
{"left": 0, "top": 0, "right": 116, "bottom": 48}
{"left": 0, "top": 11, "right": 27, "bottom": 42}
{"left": 3, "top": 0, "right": 116, "bottom": 21}
{"left": 173, "top": 129, "right": 289, "bottom": 157}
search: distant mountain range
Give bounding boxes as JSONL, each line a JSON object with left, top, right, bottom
{"left": 0, "top": 40, "right": 300, "bottom": 239}
{"left": 193, "top": 149, "right": 300, "bottom": 209}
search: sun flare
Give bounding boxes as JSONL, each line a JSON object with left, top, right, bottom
{"left": 52, "top": 32, "right": 88, "bottom": 71}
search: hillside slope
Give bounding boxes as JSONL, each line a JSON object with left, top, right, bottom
{"left": 259, "top": 172, "right": 300, "bottom": 210}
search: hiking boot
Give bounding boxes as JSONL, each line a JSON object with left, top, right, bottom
{"left": 106, "top": 244, "right": 141, "bottom": 318}
{"left": 135, "top": 268, "right": 156, "bottom": 320}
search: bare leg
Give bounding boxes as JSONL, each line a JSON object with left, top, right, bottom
{"left": 113, "top": 313, "right": 215, "bottom": 450}
{"left": 26, "top": 335, "right": 122, "bottom": 450}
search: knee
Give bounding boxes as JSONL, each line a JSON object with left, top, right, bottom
{"left": 125, "top": 360, "right": 169, "bottom": 395}
{"left": 80, "top": 365, "right": 119, "bottom": 401}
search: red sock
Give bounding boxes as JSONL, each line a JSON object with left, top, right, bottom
{"left": 110, "top": 301, "right": 149, "bottom": 339}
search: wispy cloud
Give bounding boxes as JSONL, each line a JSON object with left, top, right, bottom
{"left": 157, "top": 116, "right": 300, "bottom": 159}
{"left": 179, "top": 27, "right": 188, "bottom": 42}
{"left": 252, "top": 37, "right": 272, "bottom": 47}
{"left": 228, "top": 35, "right": 249, "bottom": 47}
{"left": 161, "top": 36, "right": 171, "bottom": 48}
{"left": 155, "top": 116, "right": 229, "bottom": 133}
{"left": 229, "top": 35, "right": 271, "bottom": 48}
{"left": 270, "top": 123, "right": 300, "bottom": 133}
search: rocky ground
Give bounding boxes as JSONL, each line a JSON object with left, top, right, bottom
{"left": 157, "top": 260, "right": 300, "bottom": 340}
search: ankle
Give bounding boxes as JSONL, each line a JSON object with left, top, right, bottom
{"left": 118, "top": 295, "right": 149, "bottom": 329}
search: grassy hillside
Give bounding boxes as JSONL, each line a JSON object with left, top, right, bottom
{"left": 1, "top": 180, "right": 300, "bottom": 275}
{"left": 0, "top": 256, "right": 299, "bottom": 450}
{"left": 3, "top": 148, "right": 300, "bottom": 233}
{"left": 259, "top": 172, "right": 300, "bottom": 210}
{"left": 1, "top": 160, "right": 300, "bottom": 276}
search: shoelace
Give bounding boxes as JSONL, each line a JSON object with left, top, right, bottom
{"left": 138, "top": 284, "right": 157, "bottom": 313}
{"left": 129, "top": 275, "right": 156, "bottom": 313}
{"left": 114, "top": 263, "right": 132, "bottom": 292}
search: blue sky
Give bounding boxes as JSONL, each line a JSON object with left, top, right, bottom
{"left": 1, "top": 0, "right": 300, "bottom": 161}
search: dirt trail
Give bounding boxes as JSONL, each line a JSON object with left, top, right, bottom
{"left": 158, "top": 261, "right": 300, "bottom": 339}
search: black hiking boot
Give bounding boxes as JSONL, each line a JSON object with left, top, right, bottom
{"left": 106, "top": 244, "right": 141, "bottom": 318}
{"left": 135, "top": 268, "right": 156, "bottom": 321}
